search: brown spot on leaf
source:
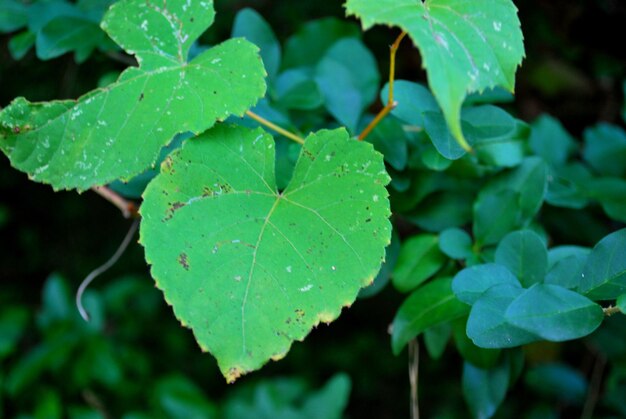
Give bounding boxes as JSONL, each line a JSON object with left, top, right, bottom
{"left": 178, "top": 252, "right": 189, "bottom": 270}
{"left": 303, "top": 148, "right": 315, "bottom": 161}
{"left": 294, "top": 309, "right": 305, "bottom": 322}
{"left": 163, "top": 201, "right": 186, "bottom": 221}
{"left": 202, "top": 186, "right": 213, "bottom": 197}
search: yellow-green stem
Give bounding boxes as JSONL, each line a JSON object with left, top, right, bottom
{"left": 245, "top": 110, "right": 305, "bottom": 145}
{"left": 358, "top": 30, "right": 407, "bottom": 142}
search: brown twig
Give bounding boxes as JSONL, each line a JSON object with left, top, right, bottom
{"left": 245, "top": 110, "right": 305, "bottom": 144}
{"left": 91, "top": 186, "right": 138, "bottom": 219}
{"left": 358, "top": 31, "right": 407, "bottom": 141}
{"left": 580, "top": 352, "right": 607, "bottom": 419}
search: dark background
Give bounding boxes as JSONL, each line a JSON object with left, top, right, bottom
{"left": 1, "top": 0, "right": 624, "bottom": 417}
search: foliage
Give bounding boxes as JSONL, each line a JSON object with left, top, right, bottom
{"left": 140, "top": 125, "right": 390, "bottom": 381}
{"left": 1, "top": 0, "right": 626, "bottom": 417}
{"left": 0, "top": 274, "right": 351, "bottom": 418}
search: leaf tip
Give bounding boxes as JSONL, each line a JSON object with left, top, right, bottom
{"left": 225, "top": 367, "right": 244, "bottom": 384}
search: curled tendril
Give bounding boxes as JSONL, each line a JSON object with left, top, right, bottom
{"left": 76, "top": 218, "right": 140, "bottom": 321}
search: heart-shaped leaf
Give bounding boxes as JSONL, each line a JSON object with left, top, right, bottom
{"left": 0, "top": 0, "right": 266, "bottom": 191}
{"left": 345, "top": 0, "right": 525, "bottom": 151}
{"left": 140, "top": 124, "right": 391, "bottom": 382}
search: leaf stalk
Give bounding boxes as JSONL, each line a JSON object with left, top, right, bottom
{"left": 245, "top": 110, "right": 305, "bottom": 145}
{"left": 358, "top": 31, "right": 407, "bottom": 141}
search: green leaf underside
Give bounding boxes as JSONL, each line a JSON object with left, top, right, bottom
{"left": 345, "top": 0, "right": 524, "bottom": 150}
{"left": 140, "top": 125, "right": 391, "bottom": 382}
{"left": 392, "top": 277, "right": 469, "bottom": 354}
{"left": 0, "top": 0, "right": 266, "bottom": 191}
{"left": 392, "top": 234, "right": 445, "bottom": 292}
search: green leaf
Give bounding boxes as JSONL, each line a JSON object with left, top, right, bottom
{"left": 8, "top": 30, "right": 35, "bottom": 60}
{"left": 439, "top": 227, "right": 473, "bottom": 259}
{"left": 232, "top": 8, "right": 281, "bottom": 81}
{"left": 282, "top": 17, "right": 360, "bottom": 69}
{"left": 421, "top": 145, "right": 453, "bottom": 171}
{"left": 525, "top": 363, "right": 588, "bottom": 404}
{"left": 423, "top": 111, "right": 466, "bottom": 160}
{"left": 465, "top": 106, "right": 525, "bottom": 168}
{"left": 452, "top": 263, "right": 521, "bottom": 305}
{"left": 462, "top": 360, "right": 509, "bottom": 419}
{"left": 579, "top": 228, "right": 626, "bottom": 300}
{"left": 274, "top": 69, "right": 323, "bottom": 110}
{"left": 466, "top": 284, "right": 539, "bottom": 348}
{"left": 315, "top": 37, "right": 379, "bottom": 132}
{"left": 382, "top": 80, "right": 439, "bottom": 127}
{"left": 5, "top": 334, "right": 75, "bottom": 396}
{"left": 422, "top": 105, "right": 522, "bottom": 164}
{"left": 453, "top": 317, "right": 501, "bottom": 369}
{"left": 0, "top": 0, "right": 266, "bottom": 191}
{"left": 407, "top": 191, "right": 474, "bottom": 233}
{"left": 154, "top": 375, "right": 217, "bottom": 418}
{"left": 473, "top": 190, "right": 520, "bottom": 246}
{"left": 36, "top": 15, "right": 105, "bottom": 61}
{"left": 617, "top": 294, "right": 626, "bottom": 313}
{"left": 545, "top": 163, "right": 592, "bottom": 209}
{"left": 301, "top": 373, "right": 351, "bottom": 419}
{"left": 392, "top": 234, "right": 446, "bottom": 292}
{"left": 364, "top": 115, "right": 408, "bottom": 171}
{"left": 529, "top": 114, "right": 577, "bottom": 167}
{"left": 0, "top": 0, "right": 28, "bottom": 32}
{"left": 583, "top": 123, "right": 626, "bottom": 177}
{"left": 545, "top": 246, "right": 590, "bottom": 290}
{"left": 481, "top": 157, "right": 548, "bottom": 224}
{"left": 359, "top": 231, "right": 401, "bottom": 299}
{"left": 465, "top": 86, "right": 514, "bottom": 105}
{"left": 495, "top": 230, "right": 548, "bottom": 287}
{"left": 391, "top": 277, "right": 469, "bottom": 355}
{"left": 505, "top": 284, "right": 603, "bottom": 341}
{"left": 34, "top": 389, "right": 62, "bottom": 419}
{"left": 586, "top": 177, "right": 626, "bottom": 223}
{"left": 223, "top": 374, "right": 350, "bottom": 419}
{"left": 423, "top": 322, "right": 452, "bottom": 360}
{"left": 140, "top": 125, "right": 391, "bottom": 382}
{"left": 0, "top": 307, "right": 29, "bottom": 360}
{"left": 345, "top": 0, "right": 525, "bottom": 151}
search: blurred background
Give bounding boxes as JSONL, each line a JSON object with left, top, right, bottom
{"left": 1, "top": 0, "right": 625, "bottom": 417}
